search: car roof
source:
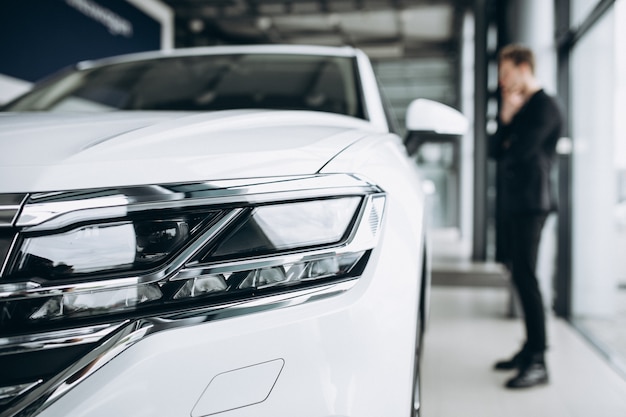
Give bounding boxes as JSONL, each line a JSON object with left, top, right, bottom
{"left": 77, "top": 44, "right": 361, "bottom": 70}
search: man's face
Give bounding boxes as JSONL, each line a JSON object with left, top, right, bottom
{"left": 498, "top": 59, "right": 523, "bottom": 93}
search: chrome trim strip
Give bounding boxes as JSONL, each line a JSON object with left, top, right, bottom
{"left": 154, "top": 208, "right": 245, "bottom": 282}
{"left": 1, "top": 320, "right": 149, "bottom": 417}
{"left": 22, "top": 206, "right": 128, "bottom": 233}
{"left": 0, "top": 323, "right": 125, "bottom": 356}
{"left": 1, "top": 280, "right": 357, "bottom": 417}
{"left": 0, "top": 381, "right": 42, "bottom": 406}
{"left": 17, "top": 196, "right": 129, "bottom": 228}
{"left": 0, "top": 276, "right": 143, "bottom": 300}
{"left": 160, "top": 279, "right": 357, "bottom": 322}
{"left": 17, "top": 174, "right": 379, "bottom": 230}
{"left": 174, "top": 249, "right": 357, "bottom": 279}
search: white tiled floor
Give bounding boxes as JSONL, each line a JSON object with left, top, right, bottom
{"left": 421, "top": 286, "right": 626, "bottom": 417}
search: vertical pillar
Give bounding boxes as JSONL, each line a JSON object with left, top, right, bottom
{"left": 554, "top": 0, "right": 572, "bottom": 318}
{"left": 472, "top": 0, "right": 489, "bottom": 261}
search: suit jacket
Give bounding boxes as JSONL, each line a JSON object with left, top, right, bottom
{"left": 489, "top": 89, "right": 563, "bottom": 215}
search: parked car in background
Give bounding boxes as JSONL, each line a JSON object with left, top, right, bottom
{"left": 0, "top": 45, "right": 466, "bottom": 417}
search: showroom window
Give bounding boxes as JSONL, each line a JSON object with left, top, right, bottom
{"left": 571, "top": 0, "right": 605, "bottom": 25}
{"left": 569, "top": 0, "right": 626, "bottom": 375}
{"left": 373, "top": 57, "right": 464, "bottom": 231}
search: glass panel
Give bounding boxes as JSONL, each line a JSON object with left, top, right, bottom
{"left": 373, "top": 14, "right": 476, "bottom": 258}
{"left": 211, "top": 197, "right": 361, "bottom": 258}
{"left": 15, "top": 222, "right": 137, "bottom": 277}
{"left": 8, "top": 213, "right": 213, "bottom": 280}
{"left": 571, "top": 0, "right": 602, "bottom": 27}
{"left": 5, "top": 54, "right": 364, "bottom": 118}
{"left": 373, "top": 57, "right": 457, "bottom": 137}
{"left": 372, "top": 56, "right": 466, "bottom": 244}
{"left": 415, "top": 142, "right": 458, "bottom": 229}
{"left": 571, "top": 3, "right": 626, "bottom": 372}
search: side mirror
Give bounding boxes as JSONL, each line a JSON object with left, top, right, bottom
{"left": 404, "top": 99, "right": 468, "bottom": 156}
{"left": 405, "top": 98, "right": 469, "bottom": 135}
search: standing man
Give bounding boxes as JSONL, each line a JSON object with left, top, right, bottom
{"left": 489, "top": 44, "right": 563, "bottom": 389}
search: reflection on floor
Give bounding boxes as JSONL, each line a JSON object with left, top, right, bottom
{"left": 421, "top": 286, "right": 626, "bottom": 417}
{"left": 574, "top": 287, "right": 626, "bottom": 378}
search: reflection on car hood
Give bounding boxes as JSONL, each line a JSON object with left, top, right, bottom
{"left": 0, "top": 110, "right": 374, "bottom": 192}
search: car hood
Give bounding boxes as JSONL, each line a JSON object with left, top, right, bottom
{"left": 0, "top": 110, "right": 374, "bottom": 193}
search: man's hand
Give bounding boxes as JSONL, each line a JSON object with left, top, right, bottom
{"left": 499, "top": 88, "right": 525, "bottom": 125}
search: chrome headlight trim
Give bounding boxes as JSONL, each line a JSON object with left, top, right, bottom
{"left": 0, "top": 209, "right": 246, "bottom": 300}
{"left": 1, "top": 181, "right": 383, "bottom": 295}
{"left": 17, "top": 174, "right": 376, "bottom": 231}
{"left": 0, "top": 323, "right": 126, "bottom": 356}
{"left": 1, "top": 175, "right": 384, "bottom": 301}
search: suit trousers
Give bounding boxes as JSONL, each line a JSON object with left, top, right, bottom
{"left": 504, "top": 213, "right": 548, "bottom": 353}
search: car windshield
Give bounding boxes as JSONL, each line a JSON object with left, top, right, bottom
{"left": 3, "top": 53, "right": 365, "bottom": 118}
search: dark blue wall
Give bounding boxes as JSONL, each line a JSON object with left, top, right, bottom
{"left": 0, "top": 0, "right": 161, "bottom": 82}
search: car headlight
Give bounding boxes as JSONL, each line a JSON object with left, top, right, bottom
{"left": 0, "top": 175, "right": 385, "bottom": 335}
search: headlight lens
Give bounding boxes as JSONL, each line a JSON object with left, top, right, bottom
{"left": 0, "top": 180, "right": 385, "bottom": 334}
{"left": 17, "top": 222, "right": 138, "bottom": 276}
{"left": 30, "top": 283, "right": 163, "bottom": 319}
{"left": 209, "top": 197, "right": 360, "bottom": 258}
{"left": 173, "top": 251, "right": 365, "bottom": 299}
{"left": 9, "top": 213, "right": 218, "bottom": 280}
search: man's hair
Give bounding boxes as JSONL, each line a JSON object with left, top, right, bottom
{"left": 498, "top": 44, "right": 535, "bottom": 74}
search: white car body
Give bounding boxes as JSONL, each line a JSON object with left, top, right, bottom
{"left": 0, "top": 45, "right": 464, "bottom": 417}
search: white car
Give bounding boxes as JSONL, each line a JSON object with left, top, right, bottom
{"left": 0, "top": 45, "right": 466, "bottom": 417}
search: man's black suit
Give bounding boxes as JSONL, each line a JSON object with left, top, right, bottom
{"left": 489, "top": 89, "right": 563, "bottom": 355}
